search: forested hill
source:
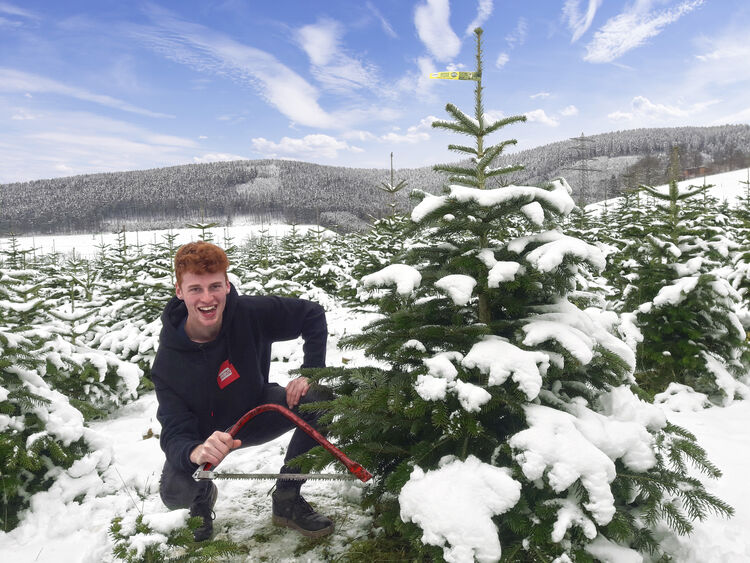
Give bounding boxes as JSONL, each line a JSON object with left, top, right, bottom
{"left": 2, "top": 124, "right": 749, "bottom": 235}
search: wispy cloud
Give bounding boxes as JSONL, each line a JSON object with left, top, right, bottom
{"left": 563, "top": 0, "right": 602, "bottom": 43}
{"left": 496, "top": 52, "right": 509, "bottom": 68}
{"left": 0, "top": 1, "right": 38, "bottom": 22}
{"left": 0, "top": 68, "right": 173, "bottom": 118}
{"left": 531, "top": 92, "right": 550, "bottom": 100}
{"left": 465, "top": 0, "right": 493, "bottom": 36}
{"left": 414, "top": 0, "right": 461, "bottom": 62}
{"left": 690, "top": 27, "right": 750, "bottom": 87}
{"left": 0, "top": 107, "right": 197, "bottom": 182}
{"left": 11, "top": 107, "right": 43, "bottom": 120}
{"left": 130, "top": 5, "right": 337, "bottom": 128}
{"left": 251, "top": 134, "right": 363, "bottom": 160}
{"left": 397, "top": 56, "right": 439, "bottom": 102}
{"left": 366, "top": 1, "right": 397, "bottom": 38}
{"left": 295, "top": 18, "right": 380, "bottom": 96}
{"left": 608, "top": 95, "right": 718, "bottom": 121}
{"left": 505, "top": 18, "right": 528, "bottom": 49}
{"left": 584, "top": 0, "right": 704, "bottom": 63}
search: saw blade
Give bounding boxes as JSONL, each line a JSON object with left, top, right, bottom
{"left": 194, "top": 470, "right": 358, "bottom": 481}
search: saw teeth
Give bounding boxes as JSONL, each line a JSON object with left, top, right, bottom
{"left": 204, "top": 473, "right": 357, "bottom": 481}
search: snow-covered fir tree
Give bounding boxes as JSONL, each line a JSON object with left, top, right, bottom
{"left": 611, "top": 156, "right": 750, "bottom": 404}
{"left": 301, "top": 28, "right": 732, "bottom": 562}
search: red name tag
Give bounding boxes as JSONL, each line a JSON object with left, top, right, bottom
{"left": 217, "top": 360, "right": 240, "bottom": 389}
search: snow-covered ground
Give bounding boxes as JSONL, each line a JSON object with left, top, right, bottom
{"left": 1, "top": 305, "right": 749, "bottom": 562}
{"left": 586, "top": 167, "right": 750, "bottom": 214}
{"left": 2, "top": 221, "right": 326, "bottom": 258}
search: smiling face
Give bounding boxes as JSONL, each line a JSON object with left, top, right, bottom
{"left": 175, "top": 270, "right": 231, "bottom": 343}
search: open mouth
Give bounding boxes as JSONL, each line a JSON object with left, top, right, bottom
{"left": 198, "top": 305, "right": 218, "bottom": 316}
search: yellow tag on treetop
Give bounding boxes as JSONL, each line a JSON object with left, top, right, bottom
{"left": 429, "top": 71, "right": 479, "bottom": 81}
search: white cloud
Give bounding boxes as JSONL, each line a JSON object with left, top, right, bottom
{"left": 380, "top": 131, "right": 430, "bottom": 144}
{"left": 193, "top": 152, "right": 246, "bottom": 163}
{"left": 414, "top": 0, "right": 461, "bottom": 62}
{"left": 296, "top": 18, "right": 341, "bottom": 66}
{"left": 525, "top": 109, "right": 559, "bottom": 127}
{"left": 251, "top": 134, "right": 363, "bottom": 160}
{"left": 530, "top": 92, "right": 550, "bottom": 99}
{"left": 380, "top": 115, "right": 437, "bottom": 144}
{"left": 607, "top": 95, "right": 718, "bottom": 121}
{"left": 465, "top": 0, "right": 494, "bottom": 36}
{"left": 584, "top": 0, "right": 704, "bottom": 63}
{"left": 496, "top": 52, "right": 509, "bottom": 68}
{"left": 608, "top": 110, "right": 633, "bottom": 121}
{"left": 342, "top": 129, "right": 378, "bottom": 142}
{"left": 132, "top": 5, "right": 337, "bottom": 128}
{"left": 561, "top": 105, "right": 579, "bottom": 116}
{"left": 563, "top": 0, "right": 602, "bottom": 43}
{"left": 0, "top": 68, "right": 173, "bottom": 118}
{"left": 366, "top": 1, "right": 397, "bottom": 38}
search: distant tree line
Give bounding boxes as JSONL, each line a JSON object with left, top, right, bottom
{"left": 1, "top": 125, "right": 749, "bottom": 235}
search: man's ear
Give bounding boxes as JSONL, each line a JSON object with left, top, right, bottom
{"left": 175, "top": 281, "right": 184, "bottom": 300}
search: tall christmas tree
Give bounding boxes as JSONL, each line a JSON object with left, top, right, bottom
{"left": 302, "top": 28, "right": 731, "bottom": 561}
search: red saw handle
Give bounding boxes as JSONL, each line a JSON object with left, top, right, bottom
{"left": 198, "top": 403, "right": 372, "bottom": 482}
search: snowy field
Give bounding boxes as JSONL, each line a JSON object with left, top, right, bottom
{"left": 586, "top": 168, "right": 750, "bottom": 214}
{"left": 2, "top": 326, "right": 749, "bottom": 562}
{"left": 2, "top": 220, "right": 326, "bottom": 258}
{"left": 3, "top": 170, "right": 750, "bottom": 561}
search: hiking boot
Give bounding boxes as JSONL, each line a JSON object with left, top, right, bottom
{"left": 189, "top": 482, "right": 217, "bottom": 542}
{"left": 271, "top": 488, "right": 334, "bottom": 538}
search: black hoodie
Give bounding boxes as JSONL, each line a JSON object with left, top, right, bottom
{"left": 151, "top": 285, "right": 327, "bottom": 474}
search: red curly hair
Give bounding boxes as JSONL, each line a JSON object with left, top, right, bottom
{"left": 174, "top": 241, "right": 229, "bottom": 286}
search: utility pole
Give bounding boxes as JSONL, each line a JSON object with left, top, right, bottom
{"left": 565, "top": 133, "right": 600, "bottom": 206}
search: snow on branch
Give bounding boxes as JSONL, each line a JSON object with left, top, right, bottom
{"left": 435, "top": 274, "right": 477, "bottom": 306}
{"left": 521, "top": 299, "right": 636, "bottom": 373}
{"left": 411, "top": 180, "right": 576, "bottom": 223}
{"left": 462, "top": 335, "right": 549, "bottom": 400}
{"left": 399, "top": 455, "right": 521, "bottom": 563}
{"left": 361, "top": 264, "right": 421, "bottom": 295}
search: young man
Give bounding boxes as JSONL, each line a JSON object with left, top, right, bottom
{"left": 151, "top": 241, "right": 333, "bottom": 541}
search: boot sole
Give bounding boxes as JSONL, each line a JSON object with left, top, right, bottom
{"left": 272, "top": 515, "right": 334, "bottom": 538}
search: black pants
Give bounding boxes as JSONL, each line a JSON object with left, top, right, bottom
{"left": 159, "top": 383, "right": 330, "bottom": 510}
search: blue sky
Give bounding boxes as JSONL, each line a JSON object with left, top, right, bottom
{"left": 1, "top": 0, "right": 749, "bottom": 183}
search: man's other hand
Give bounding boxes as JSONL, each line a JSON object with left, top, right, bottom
{"left": 286, "top": 376, "right": 310, "bottom": 409}
{"left": 190, "top": 431, "right": 241, "bottom": 466}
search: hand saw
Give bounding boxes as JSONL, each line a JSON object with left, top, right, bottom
{"left": 192, "top": 403, "right": 373, "bottom": 483}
